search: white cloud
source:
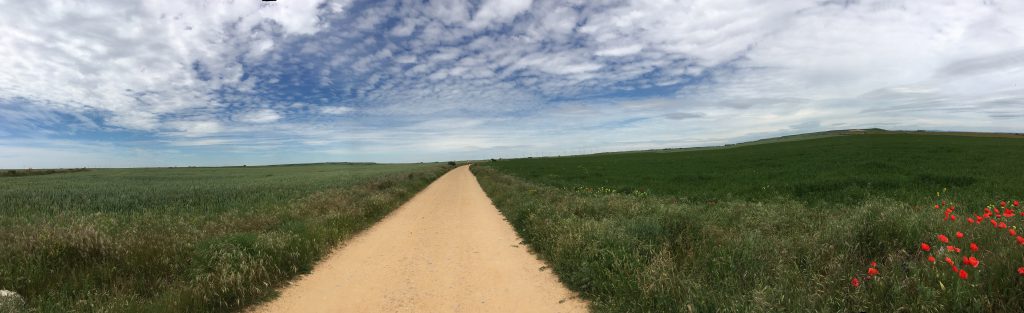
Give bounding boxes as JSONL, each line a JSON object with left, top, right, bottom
{"left": 468, "top": 0, "right": 533, "bottom": 29}
{"left": 169, "top": 138, "right": 234, "bottom": 147}
{"left": 165, "top": 120, "right": 224, "bottom": 138}
{"left": 390, "top": 20, "right": 417, "bottom": 37}
{"left": 0, "top": 0, "right": 331, "bottom": 131}
{"left": 237, "top": 109, "right": 282, "bottom": 123}
{"left": 321, "top": 106, "right": 355, "bottom": 115}
{"left": 595, "top": 44, "right": 644, "bottom": 57}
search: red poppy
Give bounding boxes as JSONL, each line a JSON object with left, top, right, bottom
{"left": 956, "top": 232, "right": 964, "bottom": 239}
{"left": 928, "top": 255, "right": 936, "bottom": 263}
{"left": 945, "top": 257, "right": 954, "bottom": 266}
{"left": 1001, "top": 201, "right": 1007, "bottom": 208}
{"left": 1014, "top": 200, "right": 1020, "bottom": 207}
{"left": 970, "top": 242, "right": 978, "bottom": 252}
{"left": 968, "top": 256, "right": 979, "bottom": 268}
{"left": 959, "top": 269, "right": 968, "bottom": 279}
{"left": 937, "top": 234, "right": 949, "bottom": 243}
{"left": 934, "top": 204, "right": 940, "bottom": 209}
{"left": 870, "top": 261, "right": 877, "bottom": 267}
{"left": 867, "top": 267, "right": 879, "bottom": 276}
{"left": 1011, "top": 229, "right": 1017, "bottom": 236}
{"left": 1017, "top": 236, "right": 1024, "bottom": 245}
{"left": 921, "top": 243, "right": 931, "bottom": 252}
{"left": 967, "top": 217, "right": 975, "bottom": 224}
{"left": 951, "top": 214, "right": 957, "bottom": 221}
{"left": 851, "top": 277, "right": 860, "bottom": 287}
{"left": 999, "top": 222, "right": 1007, "bottom": 229}
{"left": 946, "top": 245, "right": 956, "bottom": 252}
{"left": 1018, "top": 267, "right": 1024, "bottom": 276}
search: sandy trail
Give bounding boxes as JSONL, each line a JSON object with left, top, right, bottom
{"left": 251, "top": 165, "right": 588, "bottom": 313}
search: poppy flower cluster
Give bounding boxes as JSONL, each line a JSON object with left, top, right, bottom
{"left": 964, "top": 201, "right": 1022, "bottom": 246}
{"left": 926, "top": 238, "right": 974, "bottom": 280}
{"left": 851, "top": 261, "right": 881, "bottom": 288}
{"left": 923, "top": 198, "right": 1023, "bottom": 281}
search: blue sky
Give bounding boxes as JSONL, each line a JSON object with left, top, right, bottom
{"left": 1, "top": 0, "right": 1023, "bottom": 168}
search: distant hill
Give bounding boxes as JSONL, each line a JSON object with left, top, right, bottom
{"left": 590, "top": 128, "right": 1024, "bottom": 156}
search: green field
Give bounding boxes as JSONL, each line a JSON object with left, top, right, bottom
{"left": 475, "top": 133, "right": 1024, "bottom": 312}
{"left": 0, "top": 163, "right": 447, "bottom": 312}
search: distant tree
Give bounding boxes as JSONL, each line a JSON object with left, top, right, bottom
{"left": 447, "top": 161, "right": 457, "bottom": 166}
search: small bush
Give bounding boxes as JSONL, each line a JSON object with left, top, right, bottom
{"left": 1, "top": 168, "right": 88, "bottom": 177}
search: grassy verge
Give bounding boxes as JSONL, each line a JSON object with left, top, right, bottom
{"left": 0, "top": 163, "right": 449, "bottom": 312}
{"left": 475, "top": 167, "right": 1024, "bottom": 312}
{"left": 473, "top": 134, "right": 1024, "bottom": 312}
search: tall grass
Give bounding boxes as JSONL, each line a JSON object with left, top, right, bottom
{"left": 475, "top": 167, "right": 1024, "bottom": 312}
{"left": 0, "top": 163, "right": 449, "bottom": 312}
{"left": 474, "top": 134, "right": 1024, "bottom": 312}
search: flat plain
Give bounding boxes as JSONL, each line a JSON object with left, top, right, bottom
{"left": 6, "top": 132, "right": 1024, "bottom": 313}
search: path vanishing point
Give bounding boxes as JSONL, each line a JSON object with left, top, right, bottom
{"left": 251, "top": 165, "right": 588, "bottom": 313}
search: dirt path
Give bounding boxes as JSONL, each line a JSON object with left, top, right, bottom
{"left": 251, "top": 165, "right": 588, "bottom": 313}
